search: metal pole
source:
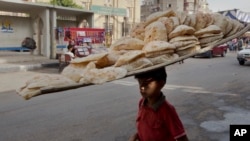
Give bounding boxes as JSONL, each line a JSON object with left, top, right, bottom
{"left": 133, "top": 0, "right": 135, "bottom": 27}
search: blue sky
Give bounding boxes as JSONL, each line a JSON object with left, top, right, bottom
{"left": 207, "top": 0, "right": 249, "bottom": 12}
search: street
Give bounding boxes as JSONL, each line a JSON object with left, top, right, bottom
{"left": 0, "top": 52, "right": 249, "bottom": 141}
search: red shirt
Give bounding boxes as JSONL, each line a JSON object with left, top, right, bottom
{"left": 136, "top": 94, "right": 186, "bottom": 141}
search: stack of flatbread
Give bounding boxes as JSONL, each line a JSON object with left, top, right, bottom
{"left": 169, "top": 25, "right": 200, "bottom": 56}
{"left": 195, "top": 25, "right": 223, "bottom": 48}
{"left": 17, "top": 74, "right": 77, "bottom": 100}
{"left": 17, "top": 9, "right": 247, "bottom": 100}
{"left": 142, "top": 41, "right": 179, "bottom": 65}
{"left": 109, "top": 37, "right": 153, "bottom": 72}
{"left": 62, "top": 52, "right": 127, "bottom": 84}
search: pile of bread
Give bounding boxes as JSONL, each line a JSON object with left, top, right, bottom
{"left": 17, "top": 10, "right": 245, "bottom": 99}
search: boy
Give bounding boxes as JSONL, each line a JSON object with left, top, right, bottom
{"left": 129, "top": 67, "right": 189, "bottom": 141}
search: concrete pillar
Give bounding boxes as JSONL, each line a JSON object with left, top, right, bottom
{"left": 41, "top": 9, "right": 50, "bottom": 58}
{"left": 50, "top": 9, "right": 57, "bottom": 59}
{"left": 32, "top": 17, "right": 39, "bottom": 55}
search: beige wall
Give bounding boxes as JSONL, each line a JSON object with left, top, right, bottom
{"left": 0, "top": 16, "right": 32, "bottom": 47}
{"left": 37, "top": 0, "right": 141, "bottom": 41}
{"left": 76, "top": 0, "right": 141, "bottom": 41}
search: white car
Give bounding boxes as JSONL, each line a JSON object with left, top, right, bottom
{"left": 237, "top": 46, "right": 250, "bottom": 65}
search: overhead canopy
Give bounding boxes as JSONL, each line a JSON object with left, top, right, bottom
{"left": 218, "top": 9, "right": 250, "bottom": 23}
{"left": 0, "top": 0, "right": 93, "bottom": 17}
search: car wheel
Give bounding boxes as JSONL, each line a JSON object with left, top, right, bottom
{"left": 239, "top": 60, "right": 245, "bottom": 65}
{"left": 221, "top": 51, "right": 226, "bottom": 57}
{"left": 208, "top": 51, "right": 213, "bottom": 58}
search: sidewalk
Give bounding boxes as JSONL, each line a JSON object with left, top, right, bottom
{"left": 0, "top": 51, "right": 58, "bottom": 73}
{"left": 0, "top": 51, "right": 59, "bottom": 93}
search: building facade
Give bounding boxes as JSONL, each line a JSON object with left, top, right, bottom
{"left": 141, "top": 0, "right": 210, "bottom": 21}
{"left": 0, "top": 0, "right": 141, "bottom": 58}
{"left": 36, "top": 0, "right": 141, "bottom": 41}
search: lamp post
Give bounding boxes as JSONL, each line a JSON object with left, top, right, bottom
{"left": 104, "top": 0, "right": 113, "bottom": 47}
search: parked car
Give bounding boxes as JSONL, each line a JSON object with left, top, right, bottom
{"left": 194, "top": 44, "right": 228, "bottom": 58}
{"left": 237, "top": 46, "right": 250, "bottom": 65}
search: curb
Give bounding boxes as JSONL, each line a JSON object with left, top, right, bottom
{"left": 0, "top": 62, "right": 59, "bottom": 73}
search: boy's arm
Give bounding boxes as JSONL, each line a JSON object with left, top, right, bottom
{"left": 128, "top": 133, "right": 139, "bottom": 141}
{"left": 176, "top": 135, "right": 189, "bottom": 141}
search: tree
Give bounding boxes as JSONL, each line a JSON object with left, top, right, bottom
{"left": 50, "top": 0, "right": 81, "bottom": 8}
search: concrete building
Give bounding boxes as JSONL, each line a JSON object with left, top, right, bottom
{"left": 36, "top": 0, "right": 141, "bottom": 41}
{"left": 184, "top": 0, "right": 210, "bottom": 14}
{"left": 141, "top": 0, "right": 210, "bottom": 21}
{"left": 0, "top": 0, "right": 140, "bottom": 58}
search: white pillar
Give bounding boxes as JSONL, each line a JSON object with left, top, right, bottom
{"left": 50, "top": 9, "right": 57, "bottom": 59}
{"left": 42, "top": 9, "right": 51, "bottom": 58}
{"left": 32, "top": 17, "right": 39, "bottom": 55}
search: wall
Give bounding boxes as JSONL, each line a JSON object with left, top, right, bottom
{"left": 0, "top": 16, "right": 32, "bottom": 47}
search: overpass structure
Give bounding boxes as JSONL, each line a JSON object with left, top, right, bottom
{"left": 218, "top": 9, "right": 250, "bottom": 23}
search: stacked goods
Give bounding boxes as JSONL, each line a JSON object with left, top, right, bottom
{"left": 17, "top": 10, "right": 247, "bottom": 100}
{"left": 169, "top": 25, "right": 200, "bottom": 56}
{"left": 17, "top": 75, "right": 77, "bottom": 100}
{"left": 195, "top": 25, "right": 223, "bottom": 48}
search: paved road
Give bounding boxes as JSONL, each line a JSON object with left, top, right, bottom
{"left": 0, "top": 52, "right": 249, "bottom": 141}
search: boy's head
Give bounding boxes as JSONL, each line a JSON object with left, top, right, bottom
{"left": 134, "top": 67, "right": 167, "bottom": 82}
{"left": 134, "top": 67, "right": 167, "bottom": 98}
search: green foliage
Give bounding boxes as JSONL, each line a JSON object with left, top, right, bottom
{"left": 50, "top": 0, "right": 82, "bottom": 8}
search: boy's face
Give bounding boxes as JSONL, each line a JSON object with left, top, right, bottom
{"left": 137, "top": 78, "right": 165, "bottom": 98}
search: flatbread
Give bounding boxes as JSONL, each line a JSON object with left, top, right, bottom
{"left": 176, "top": 42, "right": 200, "bottom": 51}
{"left": 70, "top": 53, "right": 109, "bottom": 68}
{"left": 199, "top": 33, "right": 224, "bottom": 44}
{"left": 205, "top": 13, "right": 214, "bottom": 27}
{"left": 130, "top": 22, "right": 145, "bottom": 40}
{"left": 176, "top": 11, "right": 187, "bottom": 24}
{"left": 158, "top": 17, "right": 180, "bottom": 35}
{"left": 144, "top": 9, "right": 176, "bottom": 27}
{"left": 176, "top": 45, "right": 201, "bottom": 56}
{"left": 79, "top": 66, "right": 127, "bottom": 84}
{"left": 200, "top": 39, "right": 221, "bottom": 48}
{"left": 183, "top": 14, "right": 191, "bottom": 26}
{"left": 223, "top": 18, "right": 234, "bottom": 37}
{"left": 61, "top": 64, "right": 87, "bottom": 82}
{"left": 169, "top": 35, "right": 198, "bottom": 43}
{"left": 71, "top": 53, "right": 108, "bottom": 64}
{"left": 143, "top": 41, "right": 176, "bottom": 54}
{"left": 110, "top": 37, "right": 145, "bottom": 51}
{"left": 169, "top": 25, "right": 195, "bottom": 39}
{"left": 211, "top": 13, "right": 229, "bottom": 35}
{"left": 194, "top": 12, "right": 208, "bottom": 30}
{"left": 114, "top": 50, "right": 145, "bottom": 67}
{"left": 194, "top": 25, "right": 222, "bottom": 37}
{"left": 17, "top": 74, "right": 77, "bottom": 100}
{"left": 225, "top": 19, "right": 244, "bottom": 37}
{"left": 189, "top": 14, "right": 196, "bottom": 28}
{"left": 172, "top": 40, "right": 199, "bottom": 48}
{"left": 148, "top": 54, "right": 179, "bottom": 65}
{"left": 144, "top": 21, "right": 167, "bottom": 43}
{"left": 120, "top": 57, "right": 153, "bottom": 72}
{"left": 197, "top": 32, "right": 223, "bottom": 39}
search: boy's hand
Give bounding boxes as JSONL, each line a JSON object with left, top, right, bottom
{"left": 128, "top": 133, "right": 138, "bottom": 141}
{"left": 177, "top": 135, "right": 189, "bottom": 141}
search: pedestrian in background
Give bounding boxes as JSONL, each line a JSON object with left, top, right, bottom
{"left": 65, "top": 44, "right": 75, "bottom": 59}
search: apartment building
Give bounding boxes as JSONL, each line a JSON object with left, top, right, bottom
{"left": 33, "top": 0, "right": 140, "bottom": 40}
{"left": 141, "top": 0, "right": 210, "bottom": 21}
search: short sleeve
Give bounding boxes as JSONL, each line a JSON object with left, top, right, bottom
{"left": 163, "top": 102, "right": 186, "bottom": 139}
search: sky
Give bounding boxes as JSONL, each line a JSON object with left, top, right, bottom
{"left": 207, "top": 0, "right": 249, "bottom": 12}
